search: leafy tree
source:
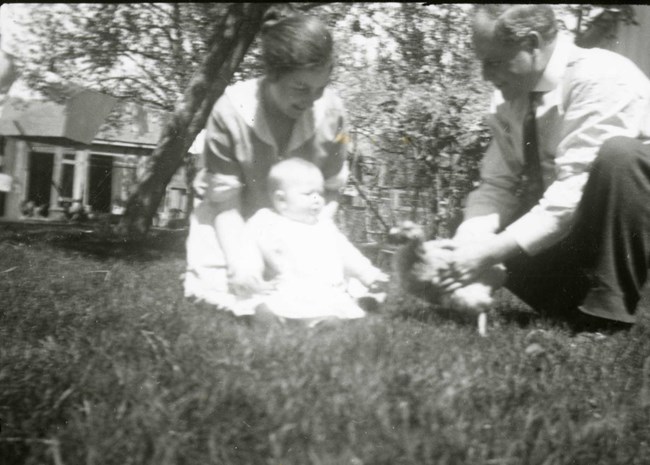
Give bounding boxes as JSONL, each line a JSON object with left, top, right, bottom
{"left": 21, "top": 3, "right": 230, "bottom": 110}
{"left": 20, "top": 2, "right": 327, "bottom": 109}
{"left": 117, "top": 3, "right": 272, "bottom": 237}
{"left": 20, "top": 3, "right": 241, "bottom": 234}
{"left": 327, "top": 3, "right": 492, "bottom": 240}
{"left": 19, "top": 2, "right": 320, "bottom": 236}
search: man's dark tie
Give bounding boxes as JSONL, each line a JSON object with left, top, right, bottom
{"left": 520, "top": 91, "right": 545, "bottom": 211}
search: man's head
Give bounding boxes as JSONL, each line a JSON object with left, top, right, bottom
{"left": 472, "top": 4, "right": 558, "bottom": 101}
{"left": 268, "top": 158, "right": 325, "bottom": 225}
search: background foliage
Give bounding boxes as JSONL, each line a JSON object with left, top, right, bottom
{"left": 15, "top": 3, "right": 633, "bottom": 241}
{"left": 21, "top": 3, "right": 229, "bottom": 110}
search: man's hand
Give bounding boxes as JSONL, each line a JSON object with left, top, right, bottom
{"left": 411, "top": 239, "right": 456, "bottom": 286}
{"left": 438, "top": 233, "right": 521, "bottom": 291}
{"left": 439, "top": 241, "right": 496, "bottom": 290}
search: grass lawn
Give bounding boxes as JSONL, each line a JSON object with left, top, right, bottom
{"left": 2, "top": 222, "right": 650, "bottom": 465}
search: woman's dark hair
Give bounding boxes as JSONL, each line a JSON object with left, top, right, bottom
{"left": 260, "top": 8, "right": 333, "bottom": 80}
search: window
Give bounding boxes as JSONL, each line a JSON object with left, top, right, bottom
{"left": 60, "top": 153, "right": 76, "bottom": 199}
{"left": 60, "top": 164, "right": 74, "bottom": 198}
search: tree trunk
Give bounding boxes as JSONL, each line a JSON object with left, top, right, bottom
{"left": 118, "top": 2, "right": 272, "bottom": 238}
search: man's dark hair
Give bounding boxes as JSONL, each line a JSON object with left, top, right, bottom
{"left": 474, "top": 4, "right": 558, "bottom": 44}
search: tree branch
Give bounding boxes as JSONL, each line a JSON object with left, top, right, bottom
{"left": 94, "top": 75, "right": 172, "bottom": 108}
{"left": 119, "top": 2, "right": 272, "bottom": 237}
{"left": 122, "top": 53, "right": 179, "bottom": 99}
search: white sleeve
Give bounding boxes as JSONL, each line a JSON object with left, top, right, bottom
{"left": 506, "top": 59, "right": 650, "bottom": 255}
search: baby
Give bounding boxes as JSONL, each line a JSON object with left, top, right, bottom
{"left": 245, "top": 157, "right": 387, "bottom": 324}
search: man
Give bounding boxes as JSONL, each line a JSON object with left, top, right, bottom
{"left": 439, "top": 4, "right": 650, "bottom": 331}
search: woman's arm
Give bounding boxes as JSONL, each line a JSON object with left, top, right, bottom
{"left": 198, "top": 94, "right": 268, "bottom": 296}
{"left": 215, "top": 208, "right": 267, "bottom": 296}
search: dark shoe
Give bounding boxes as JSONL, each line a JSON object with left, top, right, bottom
{"left": 253, "top": 303, "right": 287, "bottom": 327}
{"left": 579, "top": 285, "right": 636, "bottom": 324}
{"left": 358, "top": 295, "right": 383, "bottom": 313}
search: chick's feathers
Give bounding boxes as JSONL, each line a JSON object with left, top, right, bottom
{"left": 390, "top": 222, "right": 452, "bottom": 302}
{"left": 390, "top": 221, "right": 506, "bottom": 313}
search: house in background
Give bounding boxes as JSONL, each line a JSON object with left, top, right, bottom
{"left": 0, "top": 82, "right": 191, "bottom": 225}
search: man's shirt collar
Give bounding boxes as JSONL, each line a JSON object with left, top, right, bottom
{"left": 533, "top": 33, "right": 576, "bottom": 93}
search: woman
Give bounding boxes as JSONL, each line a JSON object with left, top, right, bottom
{"left": 184, "top": 10, "right": 349, "bottom": 314}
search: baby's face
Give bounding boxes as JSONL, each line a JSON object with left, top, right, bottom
{"left": 278, "top": 173, "right": 325, "bottom": 225}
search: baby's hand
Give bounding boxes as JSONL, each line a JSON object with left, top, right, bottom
{"left": 319, "top": 201, "right": 338, "bottom": 221}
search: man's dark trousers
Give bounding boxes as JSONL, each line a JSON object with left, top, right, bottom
{"left": 504, "top": 136, "right": 650, "bottom": 325}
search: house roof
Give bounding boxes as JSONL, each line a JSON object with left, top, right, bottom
{"left": 0, "top": 79, "right": 170, "bottom": 147}
{"left": 0, "top": 86, "right": 117, "bottom": 145}
{"left": 94, "top": 100, "right": 170, "bottom": 147}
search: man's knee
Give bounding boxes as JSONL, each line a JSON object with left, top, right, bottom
{"left": 595, "top": 136, "right": 645, "bottom": 174}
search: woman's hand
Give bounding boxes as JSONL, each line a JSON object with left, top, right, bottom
{"left": 227, "top": 260, "right": 272, "bottom": 297}
{"left": 215, "top": 208, "right": 271, "bottom": 297}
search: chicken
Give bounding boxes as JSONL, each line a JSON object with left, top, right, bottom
{"left": 389, "top": 221, "right": 506, "bottom": 335}
{"left": 389, "top": 221, "right": 453, "bottom": 303}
